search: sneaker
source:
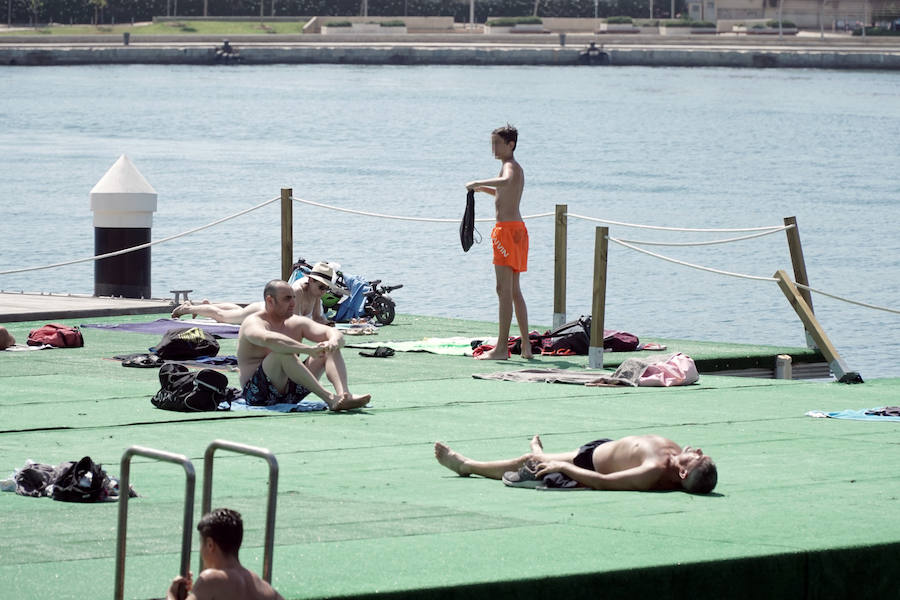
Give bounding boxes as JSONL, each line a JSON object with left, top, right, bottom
{"left": 502, "top": 463, "right": 542, "bottom": 488}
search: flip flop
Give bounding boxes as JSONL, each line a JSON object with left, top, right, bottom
{"left": 358, "top": 346, "right": 395, "bottom": 358}
{"left": 639, "top": 342, "right": 667, "bottom": 351}
{"left": 122, "top": 354, "right": 165, "bottom": 368}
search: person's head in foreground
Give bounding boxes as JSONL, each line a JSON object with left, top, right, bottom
{"left": 167, "top": 508, "right": 284, "bottom": 600}
{"left": 677, "top": 446, "right": 717, "bottom": 494}
{"left": 198, "top": 507, "right": 244, "bottom": 559}
{"left": 0, "top": 326, "right": 15, "bottom": 350}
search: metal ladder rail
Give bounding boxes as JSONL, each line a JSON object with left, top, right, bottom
{"left": 114, "top": 446, "right": 196, "bottom": 600}
{"left": 201, "top": 439, "right": 279, "bottom": 583}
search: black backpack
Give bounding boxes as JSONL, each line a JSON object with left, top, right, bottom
{"left": 542, "top": 316, "right": 592, "bottom": 355}
{"left": 151, "top": 363, "right": 231, "bottom": 412}
{"left": 152, "top": 327, "right": 220, "bottom": 360}
{"left": 541, "top": 316, "right": 641, "bottom": 355}
{"left": 51, "top": 456, "right": 110, "bottom": 503}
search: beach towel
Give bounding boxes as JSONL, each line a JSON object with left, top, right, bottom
{"left": 82, "top": 319, "right": 240, "bottom": 338}
{"left": 2, "top": 344, "right": 54, "bottom": 352}
{"left": 348, "top": 337, "right": 490, "bottom": 356}
{"left": 473, "top": 368, "right": 609, "bottom": 385}
{"left": 474, "top": 355, "right": 699, "bottom": 388}
{"left": 587, "top": 353, "right": 699, "bottom": 387}
{"left": 805, "top": 408, "right": 900, "bottom": 422}
{"left": 230, "top": 397, "right": 328, "bottom": 413}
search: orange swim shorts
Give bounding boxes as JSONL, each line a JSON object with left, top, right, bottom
{"left": 491, "top": 221, "right": 529, "bottom": 273}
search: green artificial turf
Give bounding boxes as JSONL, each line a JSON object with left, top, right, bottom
{"left": 1, "top": 313, "right": 898, "bottom": 599}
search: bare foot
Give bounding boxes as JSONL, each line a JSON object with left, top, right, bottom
{"left": 475, "top": 346, "right": 509, "bottom": 360}
{"left": 434, "top": 442, "right": 471, "bottom": 476}
{"left": 171, "top": 301, "right": 192, "bottom": 319}
{"left": 530, "top": 434, "right": 543, "bottom": 453}
{"left": 329, "top": 392, "right": 371, "bottom": 411}
{"left": 521, "top": 347, "right": 534, "bottom": 359}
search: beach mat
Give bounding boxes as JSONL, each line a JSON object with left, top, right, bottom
{"left": 348, "top": 336, "right": 489, "bottom": 356}
{"left": 806, "top": 408, "right": 900, "bottom": 422}
{"left": 81, "top": 318, "right": 240, "bottom": 338}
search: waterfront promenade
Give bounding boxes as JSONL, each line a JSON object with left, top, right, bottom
{"left": 2, "top": 30, "right": 900, "bottom": 67}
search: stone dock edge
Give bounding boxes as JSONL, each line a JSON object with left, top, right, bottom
{"left": 3, "top": 38, "right": 900, "bottom": 68}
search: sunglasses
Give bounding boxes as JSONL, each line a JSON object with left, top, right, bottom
{"left": 311, "top": 279, "right": 330, "bottom": 292}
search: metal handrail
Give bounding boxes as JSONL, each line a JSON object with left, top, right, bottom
{"left": 114, "top": 446, "right": 196, "bottom": 600}
{"left": 201, "top": 439, "right": 279, "bottom": 583}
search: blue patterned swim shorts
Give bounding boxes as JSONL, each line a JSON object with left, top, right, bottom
{"left": 242, "top": 363, "right": 312, "bottom": 406}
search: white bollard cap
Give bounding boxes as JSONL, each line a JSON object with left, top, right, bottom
{"left": 90, "top": 155, "right": 158, "bottom": 228}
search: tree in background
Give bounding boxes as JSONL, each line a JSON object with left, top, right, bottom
{"left": 88, "top": 0, "right": 106, "bottom": 23}
{"left": 27, "top": 0, "right": 42, "bottom": 25}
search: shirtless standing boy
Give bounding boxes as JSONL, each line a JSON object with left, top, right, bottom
{"left": 466, "top": 124, "right": 532, "bottom": 360}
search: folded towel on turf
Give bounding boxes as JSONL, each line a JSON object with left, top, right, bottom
{"left": 230, "top": 398, "right": 328, "bottom": 413}
{"left": 806, "top": 408, "right": 900, "bottom": 422}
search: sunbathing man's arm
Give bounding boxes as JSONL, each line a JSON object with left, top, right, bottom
{"left": 535, "top": 460, "right": 665, "bottom": 491}
{"left": 303, "top": 318, "right": 344, "bottom": 352}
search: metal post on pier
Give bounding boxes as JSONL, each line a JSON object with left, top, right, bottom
{"left": 773, "top": 270, "right": 862, "bottom": 383}
{"left": 281, "top": 188, "right": 293, "bottom": 281}
{"left": 553, "top": 204, "right": 568, "bottom": 329}
{"left": 202, "top": 440, "right": 279, "bottom": 583}
{"left": 783, "top": 216, "right": 816, "bottom": 349}
{"left": 114, "top": 446, "right": 195, "bottom": 600}
{"left": 588, "top": 227, "right": 608, "bottom": 369}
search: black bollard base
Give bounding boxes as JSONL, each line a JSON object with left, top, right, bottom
{"left": 94, "top": 227, "right": 151, "bottom": 298}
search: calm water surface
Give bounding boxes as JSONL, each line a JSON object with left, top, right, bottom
{"left": 1, "top": 65, "right": 898, "bottom": 378}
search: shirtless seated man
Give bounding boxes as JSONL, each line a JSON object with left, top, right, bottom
{"left": 171, "top": 262, "right": 338, "bottom": 325}
{"left": 166, "top": 508, "right": 283, "bottom": 600}
{"left": 434, "top": 434, "right": 717, "bottom": 494}
{"left": 237, "top": 279, "right": 370, "bottom": 411}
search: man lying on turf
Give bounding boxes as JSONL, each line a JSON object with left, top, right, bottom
{"left": 434, "top": 434, "right": 717, "bottom": 493}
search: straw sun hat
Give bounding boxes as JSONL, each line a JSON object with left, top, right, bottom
{"left": 306, "top": 262, "right": 339, "bottom": 292}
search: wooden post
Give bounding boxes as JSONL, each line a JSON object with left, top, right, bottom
{"left": 281, "top": 188, "right": 293, "bottom": 282}
{"left": 553, "top": 204, "right": 568, "bottom": 329}
{"left": 589, "top": 227, "right": 608, "bottom": 369}
{"left": 784, "top": 216, "right": 816, "bottom": 349}
{"left": 773, "top": 269, "right": 862, "bottom": 383}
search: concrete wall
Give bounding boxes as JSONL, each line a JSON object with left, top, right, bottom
{"left": 3, "top": 44, "right": 900, "bottom": 68}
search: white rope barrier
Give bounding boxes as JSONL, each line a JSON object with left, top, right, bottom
{"left": 609, "top": 237, "right": 779, "bottom": 282}
{"left": 796, "top": 283, "right": 900, "bottom": 315}
{"left": 291, "top": 195, "right": 554, "bottom": 223}
{"left": 5, "top": 188, "right": 894, "bottom": 317}
{"left": 611, "top": 237, "right": 900, "bottom": 315}
{"left": 0, "top": 197, "right": 280, "bottom": 276}
{"left": 616, "top": 227, "right": 790, "bottom": 247}
{"left": 568, "top": 212, "right": 792, "bottom": 233}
